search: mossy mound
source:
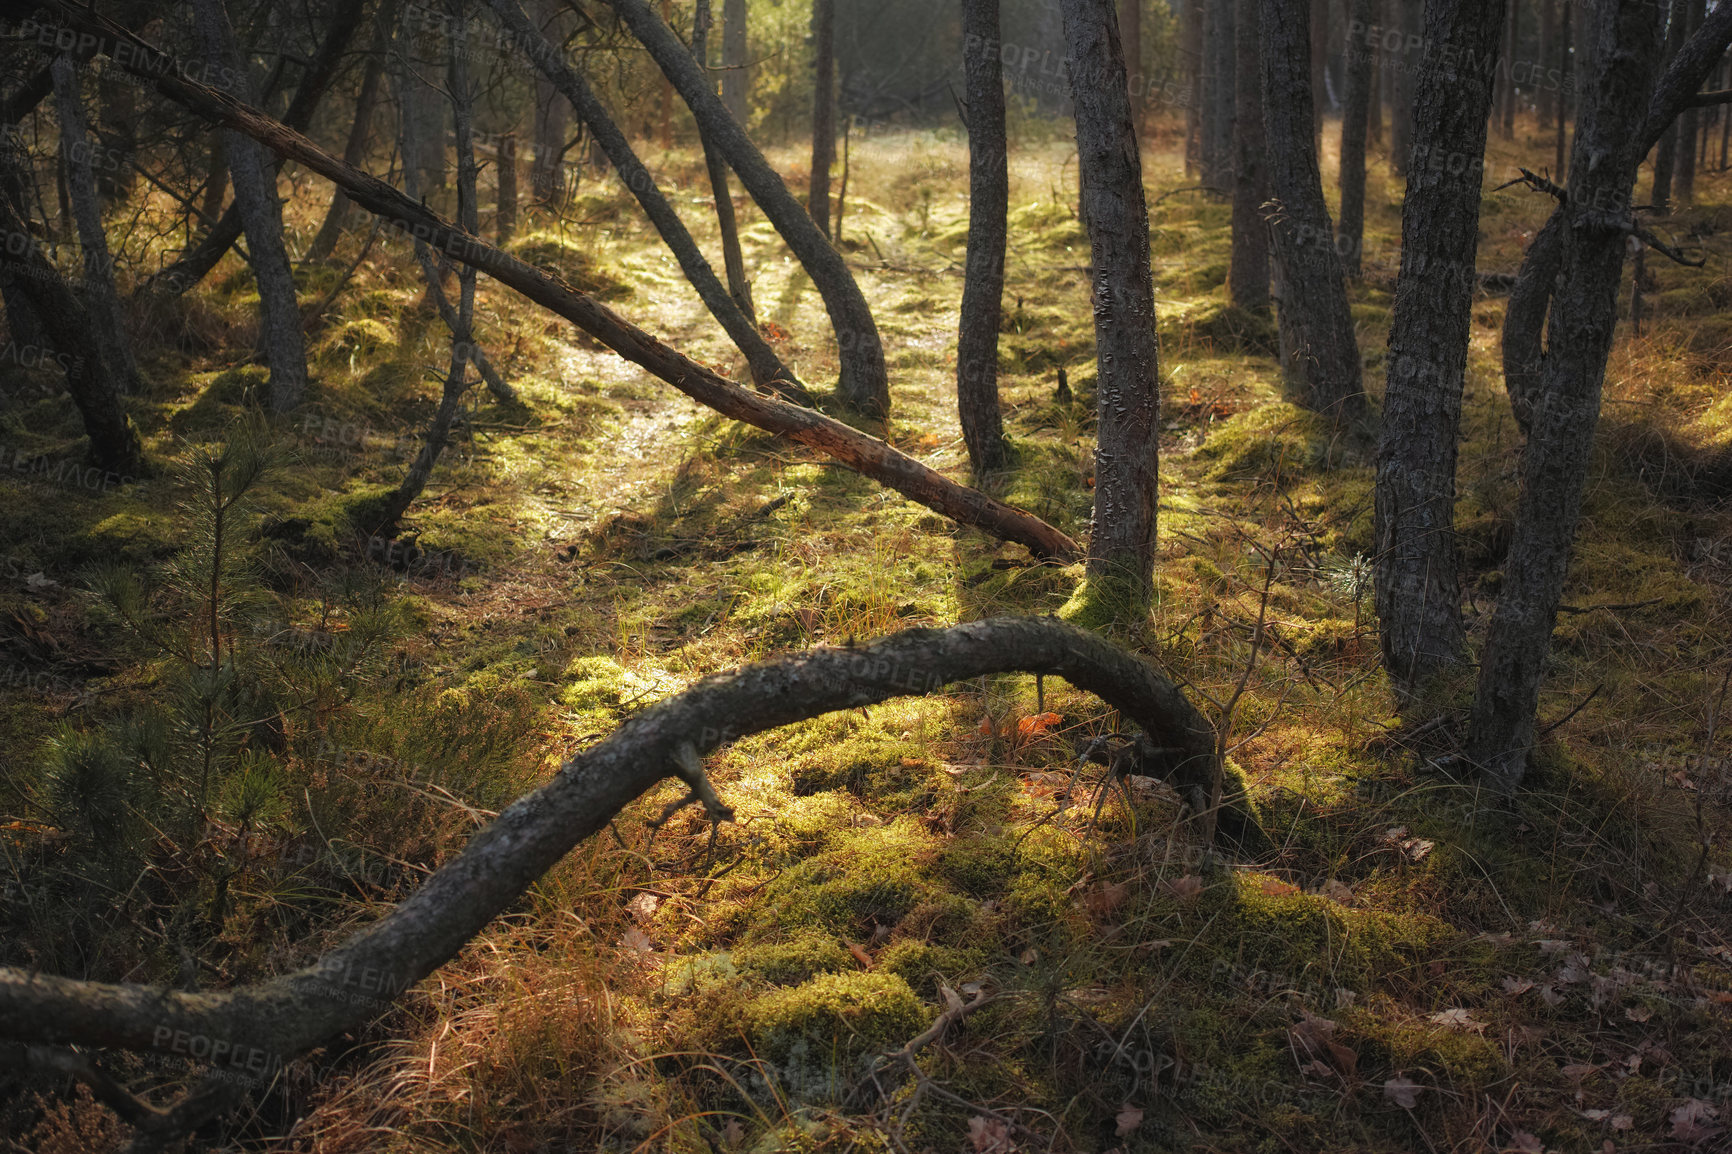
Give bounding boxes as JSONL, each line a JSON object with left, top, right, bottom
{"left": 1196, "top": 402, "right": 1327, "bottom": 483}
{"left": 506, "top": 231, "right": 634, "bottom": 300}
{"left": 742, "top": 970, "right": 926, "bottom": 1067}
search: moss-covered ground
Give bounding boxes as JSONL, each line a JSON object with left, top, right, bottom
{"left": 3, "top": 116, "right": 1731, "bottom": 1153}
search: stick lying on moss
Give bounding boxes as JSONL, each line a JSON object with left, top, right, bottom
{"left": 13, "top": 0, "right": 1078, "bottom": 562}
{"left": 0, "top": 616, "right": 1259, "bottom": 1141}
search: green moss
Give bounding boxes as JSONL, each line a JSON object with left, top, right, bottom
{"left": 735, "top": 934, "right": 854, "bottom": 985}
{"left": 1196, "top": 403, "right": 1327, "bottom": 484}
{"left": 506, "top": 231, "right": 635, "bottom": 300}
{"left": 743, "top": 970, "right": 926, "bottom": 1064}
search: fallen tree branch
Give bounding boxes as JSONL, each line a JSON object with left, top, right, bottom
{"left": 11, "top": 0, "right": 1077, "bottom": 561}
{"left": 0, "top": 617, "right": 1252, "bottom": 1130}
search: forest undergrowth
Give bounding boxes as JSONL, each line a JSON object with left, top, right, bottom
{"left": 2, "top": 118, "right": 1731, "bottom": 1153}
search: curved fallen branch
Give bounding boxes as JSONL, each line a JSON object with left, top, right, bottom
{"left": 12, "top": 0, "right": 1076, "bottom": 561}
{"left": 0, "top": 618, "right": 1257, "bottom": 1118}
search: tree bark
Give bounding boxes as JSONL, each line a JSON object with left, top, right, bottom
{"left": 0, "top": 615, "right": 1255, "bottom": 1128}
{"left": 1059, "top": 0, "right": 1161, "bottom": 597}
{"left": 1202, "top": 0, "right": 1237, "bottom": 188}
{"left": 0, "top": 151, "right": 141, "bottom": 473}
{"left": 307, "top": 3, "right": 394, "bottom": 264}
{"left": 1499, "top": 0, "right": 1518, "bottom": 138}
{"left": 1230, "top": 0, "right": 1271, "bottom": 311}
{"left": 530, "top": 0, "right": 570, "bottom": 205}
{"left": 139, "top": 0, "right": 367, "bottom": 297}
{"left": 192, "top": 0, "right": 307, "bottom": 413}
{"left": 692, "top": 0, "right": 756, "bottom": 323}
{"left": 1652, "top": 0, "right": 1691, "bottom": 210}
{"left": 50, "top": 55, "right": 142, "bottom": 398}
{"left": 1337, "top": 0, "right": 1374, "bottom": 279}
{"left": 1120, "top": 0, "right": 1144, "bottom": 134}
{"left": 1184, "top": 0, "right": 1204, "bottom": 175}
{"left": 957, "top": 0, "right": 1009, "bottom": 475}
{"left": 721, "top": 0, "right": 749, "bottom": 125}
{"left": 1261, "top": 0, "right": 1369, "bottom": 425}
{"left": 1373, "top": 0, "right": 1506, "bottom": 699}
{"left": 1390, "top": 0, "right": 1417, "bottom": 173}
{"left": 603, "top": 0, "right": 889, "bottom": 416}
{"left": 1466, "top": 0, "right": 1669, "bottom": 793}
{"left": 1311, "top": 0, "right": 1328, "bottom": 141}
{"left": 1675, "top": 0, "right": 1705, "bottom": 204}
{"left": 809, "top": 0, "right": 835, "bottom": 237}
{"left": 487, "top": 0, "right": 805, "bottom": 403}
{"left": 495, "top": 130, "right": 518, "bottom": 244}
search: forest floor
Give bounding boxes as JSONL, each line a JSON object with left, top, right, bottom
{"left": 3, "top": 116, "right": 1732, "bottom": 1153}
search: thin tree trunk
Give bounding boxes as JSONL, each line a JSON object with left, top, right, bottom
{"left": 140, "top": 0, "right": 366, "bottom": 297}
{"left": 1653, "top": 0, "right": 1689, "bottom": 210}
{"left": 1060, "top": 0, "right": 1161, "bottom": 599}
{"left": 1338, "top": 0, "right": 1374, "bottom": 279}
{"left": 1203, "top": 0, "right": 1237, "bottom": 188}
{"left": 693, "top": 0, "right": 756, "bottom": 322}
{"left": 1368, "top": 5, "right": 1384, "bottom": 147}
{"left": 1390, "top": 0, "right": 1416, "bottom": 173}
{"left": 1554, "top": 0, "right": 1568, "bottom": 173}
{"left": 0, "top": 150, "right": 141, "bottom": 473}
{"left": 488, "top": 0, "right": 803, "bottom": 402}
{"left": 192, "top": 0, "right": 307, "bottom": 413}
{"left": 51, "top": 55, "right": 142, "bottom": 397}
{"left": 721, "top": 0, "right": 749, "bottom": 125}
{"left": 495, "top": 130, "right": 518, "bottom": 243}
{"left": 1501, "top": 0, "right": 1519, "bottom": 139}
{"left": 1373, "top": 0, "right": 1507, "bottom": 698}
{"left": 95, "top": 73, "right": 137, "bottom": 200}
{"left": 1466, "top": 0, "right": 1672, "bottom": 793}
{"left": 1230, "top": 0, "right": 1271, "bottom": 311}
{"left": 809, "top": 0, "right": 835, "bottom": 237}
{"left": 1262, "top": 0, "right": 1368, "bottom": 425}
{"left": 958, "top": 0, "right": 1009, "bottom": 475}
{"left": 1537, "top": 0, "right": 1553, "bottom": 130}
{"left": 1185, "top": 0, "right": 1204, "bottom": 176}
{"left": 604, "top": 0, "right": 890, "bottom": 416}
{"left": 307, "top": 4, "right": 394, "bottom": 264}
{"left": 1311, "top": 0, "right": 1328, "bottom": 141}
{"left": 1675, "top": 0, "right": 1705, "bottom": 204}
{"left": 531, "top": 0, "right": 570, "bottom": 205}
{"left": 201, "top": 138, "right": 227, "bottom": 225}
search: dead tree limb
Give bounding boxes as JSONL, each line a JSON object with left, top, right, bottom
{"left": 0, "top": 617, "right": 1255, "bottom": 1136}
{"left": 15, "top": 2, "right": 1077, "bottom": 560}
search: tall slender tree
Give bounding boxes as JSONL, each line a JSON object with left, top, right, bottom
{"left": 721, "top": 0, "right": 749, "bottom": 124}
{"left": 307, "top": 1, "right": 396, "bottom": 263}
{"left": 1372, "top": 0, "right": 1507, "bottom": 699}
{"left": 1337, "top": 0, "right": 1375, "bottom": 279}
{"left": 1120, "top": 0, "right": 1144, "bottom": 133}
{"left": 1261, "top": 0, "right": 1368, "bottom": 425}
{"left": 958, "top": 0, "right": 1009, "bottom": 474}
{"left": 809, "top": 0, "right": 836, "bottom": 237}
{"left": 1229, "top": 0, "right": 1270, "bottom": 311}
{"left": 1059, "top": 0, "right": 1161, "bottom": 602}
{"left": 693, "top": 0, "right": 756, "bottom": 322}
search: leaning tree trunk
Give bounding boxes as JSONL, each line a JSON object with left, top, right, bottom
{"left": 1337, "top": 0, "right": 1375, "bottom": 280}
{"left": 50, "top": 54, "right": 142, "bottom": 398}
{"left": 693, "top": 0, "right": 756, "bottom": 322}
{"left": 192, "top": 0, "right": 307, "bottom": 413}
{"left": 1229, "top": 0, "right": 1271, "bottom": 311}
{"left": 1059, "top": 0, "right": 1162, "bottom": 601}
{"left": 603, "top": 0, "right": 890, "bottom": 416}
{"left": 0, "top": 615, "right": 1259, "bottom": 1152}
{"left": 487, "top": 0, "right": 805, "bottom": 402}
{"left": 1373, "top": 0, "right": 1507, "bottom": 700}
{"left": 1261, "top": 0, "right": 1369, "bottom": 426}
{"left": 1466, "top": 0, "right": 1669, "bottom": 793}
{"left": 0, "top": 151, "right": 141, "bottom": 473}
{"left": 957, "top": 0, "right": 1009, "bottom": 475}
{"left": 306, "top": 2, "right": 394, "bottom": 264}
{"left": 809, "top": 0, "right": 835, "bottom": 237}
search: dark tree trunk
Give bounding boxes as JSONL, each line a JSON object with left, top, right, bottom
{"left": 1120, "top": 0, "right": 1144, "bottom": 133}
{"left": 1261, "top": 0, "right": 1368, "bottom": 425}
{"left": 1675, "top": 0, "right": 1705, "bottom": 204}
{"left": 1499, "top": 0, "right": 1518, "bottom": 138}
{"left": 1390, "top": 0, "right": 1417, "bottom": 173}
{"left": 692, "top": 0, "right": 756, "bottom": 322}
{"left": 192, "top": 0, "right": 307, "bottom": 413}
{"left": 0, "top": 153, "right": 141, "bottom": 473}
{"left": 604, "top": 0, "right": 890, "bottom": 416}
{"left": 531, "top": 0, "right": 570, "bottom": 205}
{"left": 1230, "top": 0, "right": 1271, "bottom": 311}
{"left": 1059, "top": 0, "right": 1161, "bottom": 598}
{"left": 1184, "top": 0, "right": 1204, "bottom": 175}
{"left": 958, "top": 0, "right": 1009, "bottom": 475}
{"left": 721, "top": 0, "right": 749, "bottom": 124}
{"left": 201, "top": 138, "right": 227, "bottom": 225}
{"left": 1373, "top": 0, "right": 1507, "bottom": 698}
{"left": 95, "top": 73, "right": 137, "bottom": 200}
{"left": 1554, "top": 0, "right": 1569, "bottom": 173}
{"left": 1466, "top": 0, "right": 1669, "bottom": 793}
{"left": 809, "top": 0, "right": 835, "bottom": 237}
{"left": 51, "top": 55, "right": 142, "bottom": 397}
{"left": 307, "top": 5, "right": 393, "bottom": 264}
{"left": 495, "top": 130, "right": 518, "bottom": 244}
{"left": 1338, "top": 0, "right": 1374, "bottom": 279}
{"left": 1311, "top": 0, "right": 1327, "bottom": 141}
{"left": 1538, "top": 0, "right": 1553, "bottom": 129}
{"left": 140, "top": 0, "right": 365, "bottom": 296}
{"left": 487, "top": 0, "right": 805, "bottom": 402}
{"left": 1202, "top": 0, "right": 1237, "bottom": 187}
{"left": 1652, "top": 0, "right": 1690, "bottom": 210}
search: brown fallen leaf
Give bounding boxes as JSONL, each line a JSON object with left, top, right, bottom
{"left": 1257, "top": 875, "right": 1300, "bottom": 897}
{"left": 619, "top": 926, "right": 653, "bottom": 953}
{"left": 1289, "top": 1012, "right": 1357, "bottom": 1078}
{"left": 1507, "top": 1131, "right": 1546, "bottom": 1154}
{"left": 1114, "top": 1103, "right": 1144, "bottom": 1137}
{"left": 843, "top": 939, "right": 874, "bottom": 969}
{"left": 1165, "top": 874, "right": 1205, "bottom": 904}
{"left": 1320, "top": 879, "right": 1354, "bottom": 904}
{"left": 968, "top": 1115, "right": 1015, "bottom": 1154}
{"left": 1084, "top": 881, "right": 1131, "bottom": 919}
{"left": 1428, "top": 1007, "right": 1485, "bottom": 1032}
{"left": 1019, "top": 946, "right": 1039, "bottom": 965}
{"left": 1016, "top": 712, "right": 1063, "bottom": 739}
{"left": 1384, "top": 1076, "right": 1421, "bottom": 1109}
{"left": 721, "top": 1118, "right": 744, "bottom": 1148}
{"left": 1624, "top": 1005, "right": 1652, "bottom": 1023}
{"left": 1670, "top": 1098, "right": 1721, "bottom": 1144}
{"left": 1502, "top": 976, "right": 1535, "bottom": 996}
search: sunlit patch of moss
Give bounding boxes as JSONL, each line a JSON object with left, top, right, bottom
{"left": 735, "top": 933, "right": 854, "bottom": 986}
{"left": 170, "top": 366, "right": 269, "bottom": 436}
{"left": 742, "top": 970, "right": 925, "bottom": 1067}
{"left": 506, "top": 230, "right": 635, "bottom": 300}
{"left": 1196, "top": 403, "right": 1328, "bottom": 484}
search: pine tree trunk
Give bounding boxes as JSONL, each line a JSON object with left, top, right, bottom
{"left": 487, "top": 0, "right": 803, "bottom": 400}
{"left": 1652, "top": 0, "right": 1689, "bottom": 210}
{"left": 192, "top": 0, "right": 307, "bottom": 413}
{"left": 1337, "top": 0, "right": 1374, "bottom": 279}
{"left": 1368, "top": 2, "right": 1383, "bottom": 146}
{"left": 1675, "top": 0, "right": 1705, "bottom": 204}
{"left": 307, "top": 6, "right": 392, "bottom": 263}
{"left": 1184, "top": 0, "right": 1204, "bottom": 176}
{"left": 808, "top": 0, "right": 835, "bottom": 237}
{"left": 721, "top": 0, "right": 749, "bottom": 125}
{"left": 51, "top": 55, "right": 142, "bottom": 397}
{"left": 95, "top": 73, "right": 136, "bottom": 200}
{"left": 1373, "top": 0, "right": 1507, "bottom": 698}
{"left": 958, "top": 0, "right": 1009, "bottom": 475}
{"left": 1261, "top": 0, "right": 1368, "bottom": 425}
{"left": 1537, "top": 0, "right": 1553, "bottom": 131}
{"left": 1230, "top": 0, "right": 1271, "bottom": 311}
{"left": 1498, "top": 0, "right": 1518, "bottom": 139}
{"left": 603, "top": 0, "right": 889, "bottom": 416}
{"left": 1465, "top": 0, "right": 1667, "bottom": 793}
{"left": 692, "top": 0, "right": 756, "bottom": 322}
{"left": 1390, "top": 0, "right": 1416, "bottom": 173}
{"left": 1554, "top": 0, "right": 1568, "bottom": 173}
{"left": 1120, "top": 0, "right": 1143, "bottom": 133}
{"left": 1311, "top": 0, "right": 1328, "bottom": 141}
{"left": 1202, "top": 0, "right": 1237, "bottom": 188}
{"left": 1059, "top": 0, "right": 1161, "bottom": 597}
